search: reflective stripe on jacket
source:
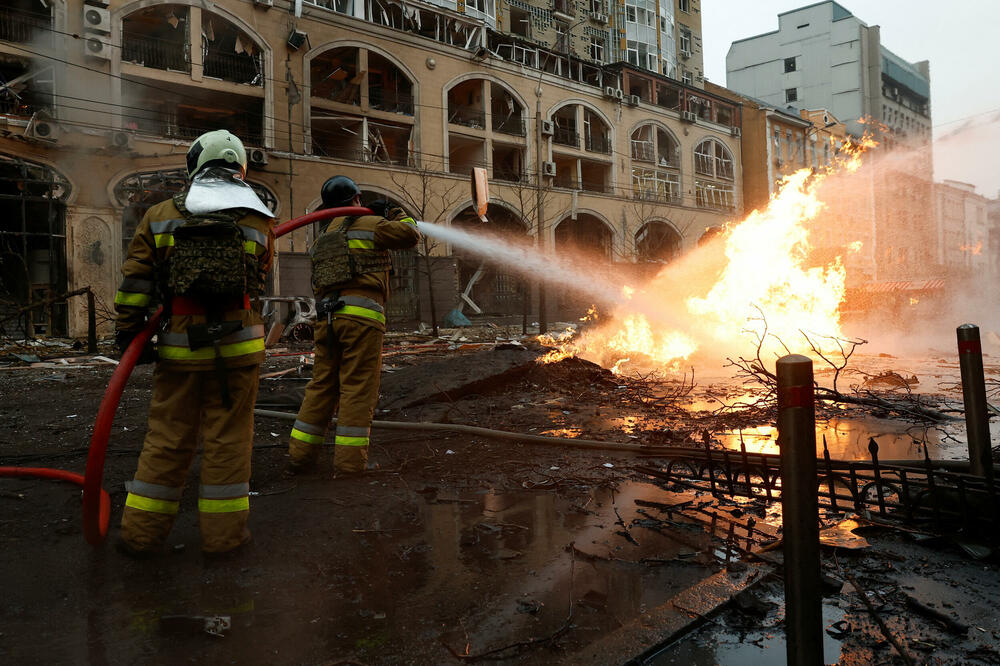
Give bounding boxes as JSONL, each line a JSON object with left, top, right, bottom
{"left": 114, "top": 194, "right": 275, "bottom": 370}
{"left": 311, "top": 212, "right": 419, "bottom": 331}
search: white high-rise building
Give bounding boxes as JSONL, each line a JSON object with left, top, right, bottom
{"left": 725, "top": 1, "right": 930, "bottom": 149}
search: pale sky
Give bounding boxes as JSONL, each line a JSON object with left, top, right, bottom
{"left": 702, "top": 0, "right": 1000, "bottom": 198}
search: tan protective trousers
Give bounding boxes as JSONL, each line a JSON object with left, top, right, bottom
{"left": 288, "top": 318, "right": 384, "bottom": 473}
{"left": 120, "top": 364, "right": 259, "bottom": 553}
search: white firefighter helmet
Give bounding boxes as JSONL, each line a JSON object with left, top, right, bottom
{"left": 186, "top": 130, "right": 247, "bottom": 178}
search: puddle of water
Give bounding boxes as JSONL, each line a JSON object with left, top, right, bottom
{"left": 716, "top": 416, "right": 943, "bottom": 461}
{"left": 649, "top": 601, "right": 846, "bottom": 665}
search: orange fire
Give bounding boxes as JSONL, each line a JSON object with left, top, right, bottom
{"left": 539, "top": 137, "right": 876, "bottom": 373}
{"left": 960, "top": 242, "right": 983, "bottom": 255}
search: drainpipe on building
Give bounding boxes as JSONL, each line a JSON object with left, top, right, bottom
{"left": 535, "top": 83, "right": 547, "bottom": 334}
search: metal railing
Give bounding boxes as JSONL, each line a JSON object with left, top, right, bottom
{"left": 553, "top": 127, "right": 579, "bottom": 147}
{"left": 585, "top": 134, "right": 612, "bottom": 154}
{"left": 122, "top": 33, "right": 190, "bottom": 73}
{"left": 493, "top": 115, "right": 526, "bottom": 137}
{"left": 0, "top": 7, "right": 50, "bottom": 44}
{"left": 448, "top": 105, "right": 486, "bottom": 129}
{"left": 203, "top": 49, "right": 263, "bottom": 86}
{"left": 370, "top": 90, "right": 414, "bottom": 115}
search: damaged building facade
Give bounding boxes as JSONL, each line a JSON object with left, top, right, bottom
{"left": 0, "top": 0, "right": 740, "bottom": 337}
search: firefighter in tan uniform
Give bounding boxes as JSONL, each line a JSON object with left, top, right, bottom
{"left": 288, "top": 176, "right": 420, "bottom": 474}
{"left": 113, "top": 130, "right": 275, "bottom": 556}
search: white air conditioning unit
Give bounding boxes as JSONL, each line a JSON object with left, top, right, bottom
{"left": 541, "top": 120, "right": 555, "bottom": 136}
{"left": 83, "top": 34, "right": 112, "bottom": 60}
{"left": 680, "top": 49, "right": 692, "bottom": 60}
{"left": 83, "top": 6, "right": 110, "bottom": 33}
{"left": 614, "top": 88, "right": 624, "bottom": 100}
{"left": 27, "top": 112, "right": 60, "bottom": 142}
{"left": 604, "top": 86, "right": 617, "bottom": 99}
{"left": 627, "top": 94, "right": 640, "bottom": 106}
{"left": 590, "top": 12, "right": 608, "bottom": 23}
{"left": 542, "top": 161, "right": 557, "bottom": 177}
{"left": 253, "top": 0, "right": 274, "bottom": 7}
{"left": 249, "top": 148, "right": 269, "bottom": 168}
{"left": 681, "top": 111, "right": 697, "bottom": 123}
{"left": 730, "top": 126, "right": 742, "bottom": 137}
{"left": 108, "top": 130, "right": 132, "bottom": 149}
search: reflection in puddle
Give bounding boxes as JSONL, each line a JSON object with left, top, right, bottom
{"left": 420, "top": 482, "right": 713, "bottom": 656}
{"left": 716, "top": 416, "right": 942, "bottom": 461}
{"left": 539, "top": 427, "right": 582, "bottom": 438}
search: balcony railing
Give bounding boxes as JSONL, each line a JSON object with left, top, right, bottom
{"left": 585, "top": 134, "right": 612, "bottom": 155}
{"left": 126, "top": 110, "right": 262, "bottom": 147}
{"left": 204, "top": 49, "right": 263, "bottom": 86}
{"left": 449, "top": 105, "right": 486, "bottom": 129}
{"left": 553, "top": 127, "right": 579, "bottom": 147}
{"left": 122, "top": 33, "right": 190, "bottom": 73}
{"left": 370, "top": 90, "right": 414, "bottom": 115}
{"left": 494, "top": 170, "right": 527, "bottom": 183}
{"left": 493, "top": 115, "right": 526, "bottom": 137}
{"left": 0, "top": 8, "right": 50, "bottom": 44}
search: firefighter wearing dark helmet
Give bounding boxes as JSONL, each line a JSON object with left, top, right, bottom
{"left": 287, "top": 176, "right": 419, "bottom": 475}
{"left": 113, "top": 129, "right": 275, "bottom": 556}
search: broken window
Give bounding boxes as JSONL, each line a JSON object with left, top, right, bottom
{"left": 122, "top": 77, "right": 264, "bottom": 145}
{"left": 0, "top": 54, "right": 53, "bottom": 119}
{"left": 509, "top": 7, "right": 531, "bottom": 38}
{"left": 114, "top": 168, "right": 276, "bottom": 253}
{"left": 694, "top": 138, "right": 734, "bottom": 210}
{"left": 552, "top": 106, "right": 578, "bottom": 147}
{"left": 0, "top": 0, "right": 52, "bottom": 45}
{"left": 448, "top": 135, "right": 486, "bottom": 176}
{"left": 492, "top": 144, "right": 525, "bottom": 182}
{"left": 490, "top": 84, "right": 525, "bottom": 137}
{"left": 448, "top": 79, "right": 485, "bottom": 129}
{"left": 555, "top": 214, "right": 612, "bottom": 260}
{"left": 679, "top": 27, "right": 692, "bottom": 54}
{"left": 452, "top": 205, "right": 528, "bottom": 317}
{"left": 636, "top": 221, "right": 682, "bottom": 263}
{"left": 583, "top": 109, "right": 611, "bottom": 154}
{"left": 368, "top": 52, "right": 414, "bottom": 115}
{"left": 312, "top": 113, "right": 413, "bottom": 166}
{"left": 122, "top": 4, "right": 191, "bottom": 73}
{"left": 201, "top": 15, "right": 263, "bottom": 86}
{"left": 656, "top": 82, "right": 680, "bottom": 111}
{"left": 311, "top": 46, "right": 362, "bottom": 106}
{"left": 0, "top": 155, "right": 70, "bottom": 337}
{"left": 589, "top": 36, "right": 604, "bottom": 62}
{"left": 632, "top": 168, "right": 680, "bottom": 202}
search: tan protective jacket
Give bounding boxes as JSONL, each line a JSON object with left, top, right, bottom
{"left": 312, "top": 210, "right": 420, "bottom": 331}
{"left": 114, "top": 196, "right": 274, "bottom": 370}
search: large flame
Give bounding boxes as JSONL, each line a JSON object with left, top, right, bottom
{"left": 541, "top": 137, "right": 876, "bottom": 373}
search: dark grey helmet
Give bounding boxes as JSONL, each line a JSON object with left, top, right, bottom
{"left": 321, "top": 175, "right": 361, "bottom": 209}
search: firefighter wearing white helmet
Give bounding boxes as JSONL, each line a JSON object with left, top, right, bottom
{"left": 113, "top": 129, "right": 275, "bottom": 557}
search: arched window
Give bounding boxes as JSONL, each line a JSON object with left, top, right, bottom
{"left": 0, "top": 155, "right": 71, "bottom": 335}
{"left": 446, "top": 78, "right": 526, "bottom": 182}
{"left": 114, "top": 168, "right": 277, "bottom": 250}
{"left": 451, "top": 203, "right": 528, "bottom": 317}
{"left": 630, "top": 124, "right": 680, "bottom": 203}
{"left": 310, "top": 45, "right": 415, "bottom": 166}
{"left": 694, "top": 138, "right": 735, "bottom": 211}
{"left": 549, "top": 104, "right": 613, "bottom": 193}
{"left": 119, "top": 4, "right": 267, "bottom": 144}
{"left": 635, "top": 221, "right": 682, "bottom": 263}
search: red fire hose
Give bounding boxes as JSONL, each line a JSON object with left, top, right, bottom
{"left": 0, "top": 206, "right": 371, "bottom": 546}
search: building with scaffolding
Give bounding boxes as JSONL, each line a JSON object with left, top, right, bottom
{"left": 0, "top": 0, "right": 740, "bottom": 338}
